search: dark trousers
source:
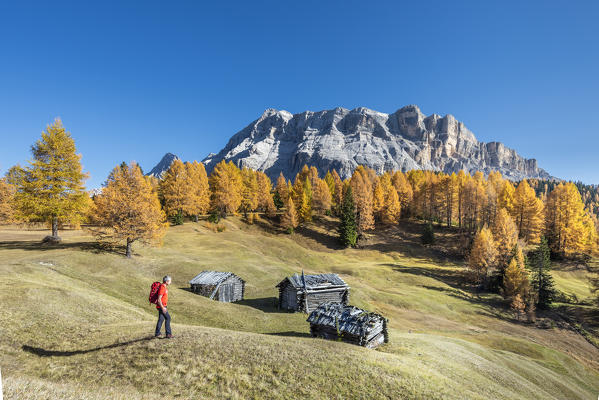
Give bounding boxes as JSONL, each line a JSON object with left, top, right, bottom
{"left": 155, "top": 308, "right": 172, "bottom": 336}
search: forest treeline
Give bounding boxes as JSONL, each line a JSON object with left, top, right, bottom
{"left": 1, "top": 119, "right": 599, "bottom": 313}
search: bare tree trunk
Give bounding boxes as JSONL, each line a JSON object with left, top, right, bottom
{"left": 126, "top": 238, "right": 133, "bottom": 258}
{"left": 194, "top": 214, "right": 199, "bottom": 223}
{"left": 52, "top": 216, "right": 58, "bottom": 237}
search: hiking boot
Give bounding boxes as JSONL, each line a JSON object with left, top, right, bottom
{"left": 154, "top": 334, "right": 161, "bottom": 338}
{"left": 166, "top": 334, "right": 174, "bottom": 339}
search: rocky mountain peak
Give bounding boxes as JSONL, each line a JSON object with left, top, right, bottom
{"left": 146, "top": 152, "right": 179, "bottom": 178}
{"left": 149, "top": 105, "right": 551, "bottom": 182}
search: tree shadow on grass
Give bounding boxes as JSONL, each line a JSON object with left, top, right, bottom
{"left": 265, "top": 331, "right": 311, "bottom": 338}
{"left": 22, "top": 336, "right": 155, "bottom": 357}
{"left": 390, "top": 263, "right": 518, "bottom": 322}
{"left": 237, "top": 297, "right": 283, "bottom": 313}
{"left": 0, "top": 240, "right": 125, "bottom": 255}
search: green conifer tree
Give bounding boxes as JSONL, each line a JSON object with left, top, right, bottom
{"left": 338, "top": 186, "right": 357, "bottom": 247}
{"left": 529, "top": 237, "right": 556, "bottom": 309}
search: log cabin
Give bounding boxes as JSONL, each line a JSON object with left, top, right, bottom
{"left": 189, "top": 271, "right": 245, "bottom": 302}
{"left": 276, "top": 273, "right": 349, "bottom": 313}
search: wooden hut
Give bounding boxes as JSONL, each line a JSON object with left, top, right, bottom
{"left": 307, "top": 303, "right": 389, "bottom": 348}
{"left": 189, "top": 271, "right": 245, "bottom": 303}
{"left": 276, "top": 273, "right": 349, "bottom": 313}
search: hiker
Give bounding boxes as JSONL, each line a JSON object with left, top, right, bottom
{"left": 155, "top": 275, "right": 173, "bottom": 338}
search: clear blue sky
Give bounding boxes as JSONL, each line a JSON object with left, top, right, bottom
{"left": 1, "top": 1, "right": 597, "bottom": 188}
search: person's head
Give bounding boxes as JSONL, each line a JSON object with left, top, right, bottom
{"left": 163, "top": 275, "right": 172, "bottom": 285}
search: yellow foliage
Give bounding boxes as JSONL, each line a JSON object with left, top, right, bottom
{"left": 492, "top": 208, "right": 519, "bottom": 269}
{"left": 281, "top": 197, "right": 298, "bottom": 231}
{"left": 545, "top": 182, "right": 593, "bottom": 256}
{"left": 160, "top": 159, "right": 188, "bottom": 217}
{"left": 503, "top": 246, "right": 530, "bottom": 299}
{"left": 209, "top": 161, "right": 243, "bottom": 216}
{"left": 0, "top": 178, "right": 16, "bottom": 224}
{"left": 92, "top": 162, "right": 168, "bottom": 257}
{"left": 468, "top": 227, "right": 497, "bottom": 283}
{"left": 14, "top": 118, "right": 89, "bottom": 235}
{"left": 512, "top": 180, "right": 544, "bottom": 244}
{"left": 184, "top": 161, "right": 210, "bottom": 219}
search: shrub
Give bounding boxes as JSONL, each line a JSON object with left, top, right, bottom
{"left": 421, "top": 222, "right": 435, "bottom": 245}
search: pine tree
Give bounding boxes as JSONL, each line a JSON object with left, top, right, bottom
{"left": 209, "top": 160, "right": 243, "bottom": 216}
{"left": 92, "top": 162, "right": 168, "bottom": 257}
{"left": 421, "top": 222, "right": 435, "bottom": 245}
{"left": 280, "top": 197, "right": 298, "bottom": 233}
{"left": 184, "top": 161, "right": 210, "bottom": 221}
{"left": 14, "top": 118, "right": 89, "bottom": 238}
{"left": 468, "top": 227, "right": 497, "bottom": 283}
{"left": 492, "top": 207, "right": 519, "bottom": 270}
{"left": 338, "top": 185, "right": 357, "bottom": 247}
{"left": 512, "top": 180, "right": 544, "bottom": 244}
{"left": 0, "top": 178, "right": 16, "bottom": 224}
{"left": 160, "top": 159, "right": 189, "bottom": 223}
{"left": 528, "top": 237, "right": 556, "bottom": 309}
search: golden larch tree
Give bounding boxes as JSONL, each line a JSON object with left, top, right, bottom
{"left": 545, "top": 182, "right": 591, "bottom": 257}
{"left": 184, "top": 161, "right": 210, "bottom": 221}
{"left": 275, "top": 172, "right": 289, "bottom": 208}
{"left": 0, "top": 178, "right": 16, "bottom": 224}
{"left": 312, "top": 178, "right": 332, "bottom": 215}
{"left": 298, "top": 178, "right": 313, "bottom": 223}
{"left": 350, "top": 166, "right": 375, "bottom": 232}
{"left": 92, "top": 162, "right": 168, "bottom": 258}
{"left": 372, "top": 177, "right": 385, "bottom": 221}
{"left": 379, "top": 173, "right": 400, "bottom": 224}
{"left": 14, "top": 118, "right": 89, "bottom": 237}
{"left": 256, "top": 171, "right": 276, "bottom": 216}
{"left": 209, "top": 161, "right": 243, "bottom": 216}
{"left": 468, "top": 227, "right": 497, "bottom": 283}
{"left": 160, "top": 159, "right": 189, "bottom": 219}
{"left": 512, "top": 180, "right": 544, "bottom": 244}
{"left": 497, "top": 180, "right": 515, "bottom": 214}
{"left": 503, "top": 246, "right": 530, "bottom": 299}
{"left": 240, "top": 168, "right": 259, "bottom": 216}
{"left": 280, "top": 197, "right": 298, "bottom": 232}
{"left": 492, "top": 207, "right": 519, "bottom": 269}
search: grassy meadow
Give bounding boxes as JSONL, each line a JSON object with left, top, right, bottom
{"left": 1, "top": 216, "right": 598, "bottom": 399}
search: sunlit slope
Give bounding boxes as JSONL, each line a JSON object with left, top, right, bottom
{"left": 0, "top": 220, "right": 598, "bottom": 399}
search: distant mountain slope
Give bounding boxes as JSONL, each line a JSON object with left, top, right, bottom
{"left": 200, "top": 105, "right": 551, "bottom": 181}
{"left": 146, "top": 152, "right": 178, "bottom": 178}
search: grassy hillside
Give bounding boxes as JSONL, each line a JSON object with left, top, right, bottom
{"left": 1, "top": 217, "right": 598, "bottom": 399}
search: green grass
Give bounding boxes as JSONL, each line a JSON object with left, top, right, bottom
{"left": 1, "top": 218, "right": 598, "bottom": 399}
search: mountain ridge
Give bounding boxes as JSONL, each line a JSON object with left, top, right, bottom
{"left": 149, "top": 105, "right": 552, "bottom": 181}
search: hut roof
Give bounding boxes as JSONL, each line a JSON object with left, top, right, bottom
{"left": 276, "top": 273, "right": 347, "bottom": 290}
{"left": 306, "top": 303, "right": 386, "bottom": 336}
{"left": 189, "top": 271, "right": 243, "bottom": 285}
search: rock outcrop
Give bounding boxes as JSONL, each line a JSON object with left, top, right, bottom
{"left": 146, "top": 152, "right": 179, "bottom": 178}
{"left": 201, "top": 105, "right": 550, "bottom": 181}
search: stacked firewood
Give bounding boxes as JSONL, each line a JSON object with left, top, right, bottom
{"left": 307, "top": 303, "right": 388, "bottom": 348}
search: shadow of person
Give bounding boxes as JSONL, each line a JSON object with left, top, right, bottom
{"left": 22, "top": 336, "right": 155, "bottom": 357}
